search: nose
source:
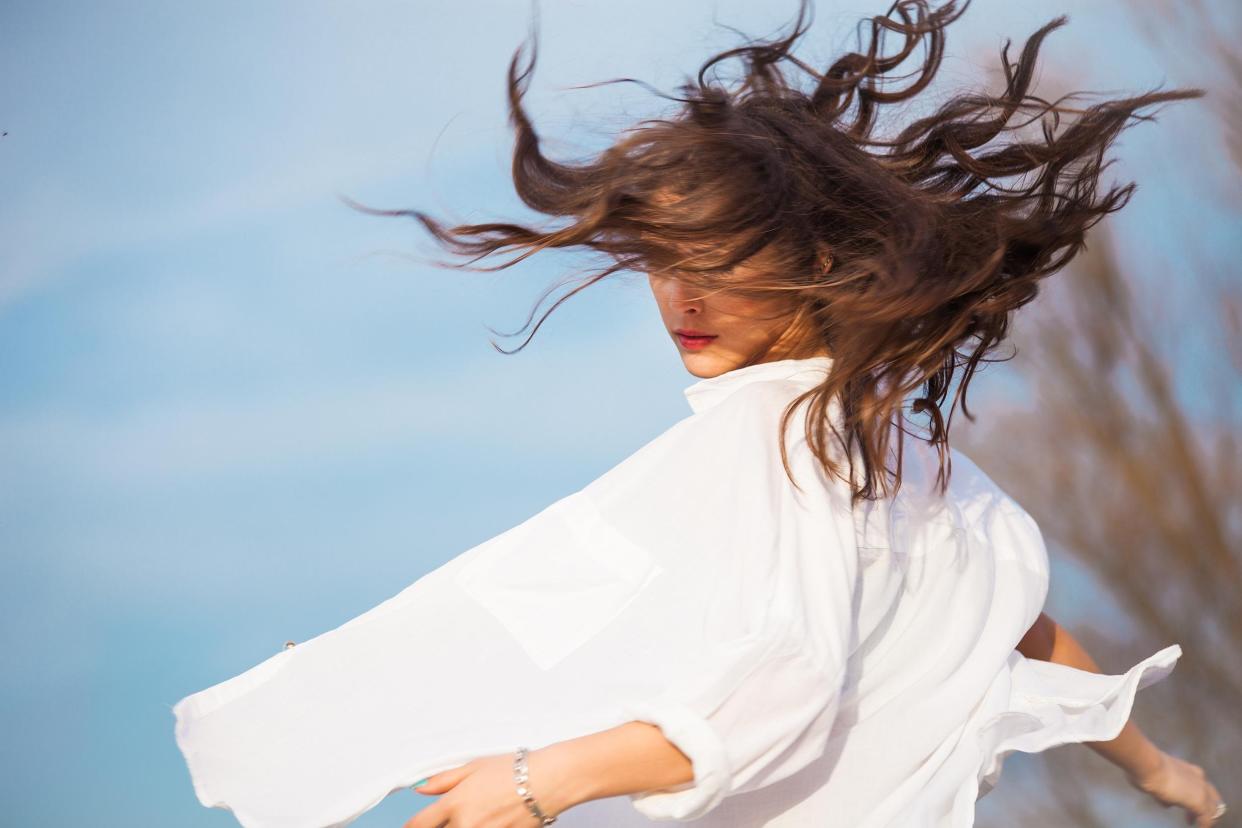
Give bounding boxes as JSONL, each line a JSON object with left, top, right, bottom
{"left": 666, "top": 279, "right": 704, "bottom": 311}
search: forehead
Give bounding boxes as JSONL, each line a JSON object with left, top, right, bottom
{"left": 638, "top": 229, "right": 784, "bottom": 272}
{"left": 633, "top": 184, "right": 791, "bottom": 279}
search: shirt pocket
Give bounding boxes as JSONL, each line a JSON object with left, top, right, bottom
{"left": 450, "top": 490, "right": 665, "bottom": 671}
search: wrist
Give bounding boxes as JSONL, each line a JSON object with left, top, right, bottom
{"left": 1126, "top": 746, "right": 1168, "bottom": 790}
{"left": 525, "top": 741, "right": 597, "bottom": 817}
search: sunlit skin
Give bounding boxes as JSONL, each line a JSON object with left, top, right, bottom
{"left": 647, "top": 274, "right": 813, "bottom": 376}
{"left": 645, "top": 248, "right": 830, "bottom": 376}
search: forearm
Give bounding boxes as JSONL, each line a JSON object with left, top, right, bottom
{"left": 526, "top": 720, "right": 695, "bottom": 816}
{"left": 1016, "top": 612, "right": 1165, "bottom": 783}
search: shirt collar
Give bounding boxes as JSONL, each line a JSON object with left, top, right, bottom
{"left": 682, "top": 355, "right": 836, "bottom": 414}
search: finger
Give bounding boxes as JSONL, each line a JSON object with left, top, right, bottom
{"left": 402, "top": 798, "right": 449, "bottom": 828}
{"left": 1204, "top": 784, "right": 1225, "bottom": 827}
{"left": 415, "top": 762, "right": 474, "bottom": 795}
{"left": 1196, "top": 792, "right": 1222, "bottom": 828}
{"left": 1197, "top": 782, "right": 1223, "bottom": 827}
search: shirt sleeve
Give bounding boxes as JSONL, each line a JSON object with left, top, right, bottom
{"left": 616, "top": 637, "right": 847, "bottom": 820}
{"left": 171, "top": 378, "right": 860, "bottom": 828}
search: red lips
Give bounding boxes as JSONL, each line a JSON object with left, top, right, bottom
{"left": 674, "top": 329, "right": 717, "bottom": 350}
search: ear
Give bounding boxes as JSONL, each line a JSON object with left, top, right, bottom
{"left": 809, "top": 239, "right": 834, "bottom": 276}
{"left": 818, "top": 249, "right": 834, "bottom": 275}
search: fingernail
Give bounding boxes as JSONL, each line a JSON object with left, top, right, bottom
{"left": 413, "top": 778, "right": 429, "bottom": 789}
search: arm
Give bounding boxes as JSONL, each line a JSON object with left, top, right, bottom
{"left": 526, "top": 720, "right": 695, "bottom": 814}
{"left": 1015, "top": 612, "right": 1164, "bottom": 783}
{"left": 404, "top": 722, "right": 700, "bottom": 827}
{"left": 1016, "top": 613, "right": 1225, "bottom": 828}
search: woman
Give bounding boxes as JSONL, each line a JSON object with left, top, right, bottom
{"left": 173, "top": 1, "right": 1224, "bottom": 826}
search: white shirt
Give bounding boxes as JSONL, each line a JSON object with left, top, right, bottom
{"left": 173, "top": 355, "right": 1181, "bottom": 828}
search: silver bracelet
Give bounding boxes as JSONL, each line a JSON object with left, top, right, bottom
{"left": 513, "top": 746, "right": 557, "bottom": 825}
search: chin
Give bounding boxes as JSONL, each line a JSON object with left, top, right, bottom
{"left": 679, "top": 350, "right": 736, "bottom": 378}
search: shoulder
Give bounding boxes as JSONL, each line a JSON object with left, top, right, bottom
{"left": 895, "top": 441, "right": 1018, "bottom": 524}
{"left": 893, "top": 441, "right": 1048, "bottom": 562}
{"left": 942, "top": 445, "right": 1050, "bottom": 579}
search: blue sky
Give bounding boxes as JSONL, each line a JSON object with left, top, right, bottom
{"left": 0, "top": 1, "right": 1231, "bottom": 826}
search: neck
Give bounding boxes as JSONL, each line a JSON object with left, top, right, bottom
{"left": 752, "top": 305, "right": 829, "bottom": 365}
{"left": 754, "top": 333, "right": 831, "bottom": 365}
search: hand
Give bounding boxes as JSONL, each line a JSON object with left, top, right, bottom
{"left": 1127, "top": 749, "right": 1227, "bottom": 827}
{"left": 402, "top": 748, "right": 578, "bottom": 828}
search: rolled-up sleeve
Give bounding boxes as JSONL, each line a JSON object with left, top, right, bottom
{"left": 617, "top": 700, "right": 733, "bottom": 820}
{"left": 614, "top": 631, "right": 848, "bottom": 821}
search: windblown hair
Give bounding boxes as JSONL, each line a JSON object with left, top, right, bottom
{"left": 346, "top": 0, "right": 1203, "bottom": 505}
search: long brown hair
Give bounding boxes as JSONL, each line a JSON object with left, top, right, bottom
{"left": 345, "top": 0, "right": 1203, "bottom": 506}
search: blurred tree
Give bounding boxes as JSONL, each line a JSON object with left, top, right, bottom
{"left": 956, "top": 1, "right": 1241, "bottom": 825}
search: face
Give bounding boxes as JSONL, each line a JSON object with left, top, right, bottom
{"left": 647, "top": 268, "right": 820, "bottom": 378}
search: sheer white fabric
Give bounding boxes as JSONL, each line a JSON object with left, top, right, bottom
{"left": 172, "top": 355, "right": 1181, "bottom": 828}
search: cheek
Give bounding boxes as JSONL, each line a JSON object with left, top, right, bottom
{"left": 646, "top": 276, "right": 669, "bottom": 312}
{"left": 647, "top": 273, "right": 678, "bottom": 298}
{"left": 714, "top": 294, "right": 794, "bottom": 329}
